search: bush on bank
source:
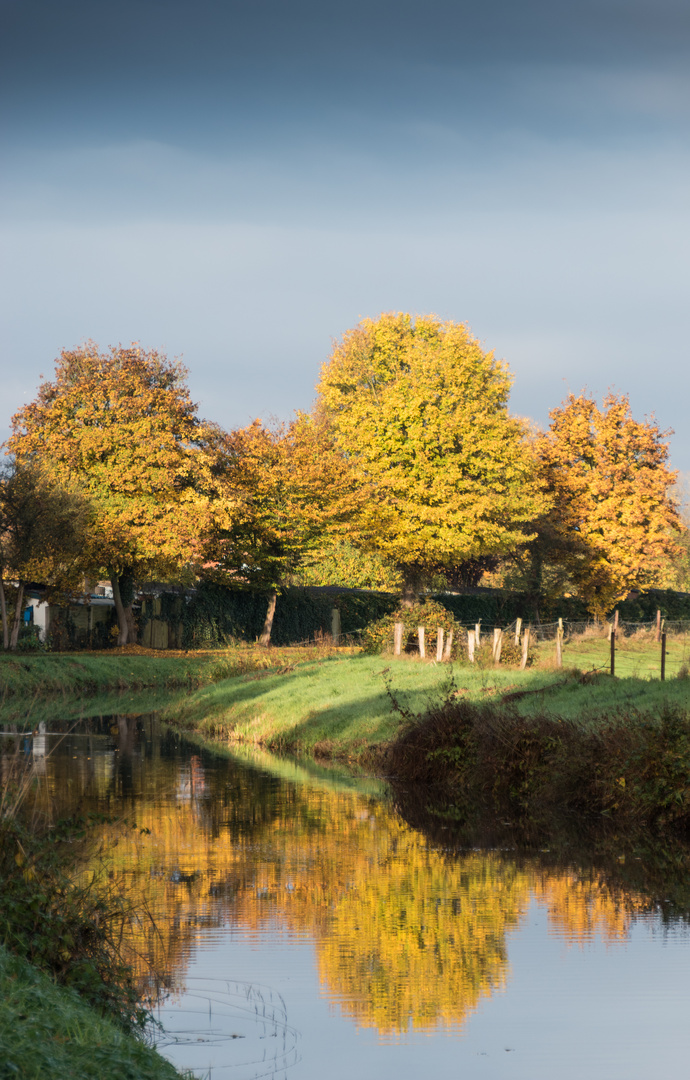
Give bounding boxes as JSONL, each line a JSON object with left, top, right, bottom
{"left": 381, "top": 695, "right": 690, "bottom": 829}
{"left": 0, "top": 814, "right": 151, "bottom": 1034}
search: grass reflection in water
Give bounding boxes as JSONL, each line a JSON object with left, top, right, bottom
{"left": 24, "top": 717, "right": 658, "bottom": 1043}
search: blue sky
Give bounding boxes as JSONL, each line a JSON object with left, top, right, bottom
{"left": 2, "top": 0, "right": 689, "bottom": 472}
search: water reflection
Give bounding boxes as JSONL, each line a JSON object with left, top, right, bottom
{"left": 5, "top": 714, "right": 676, "bottom": 1049}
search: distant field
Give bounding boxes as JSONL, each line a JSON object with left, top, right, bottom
{"left": 534, "top": 629, "right": 690, "bottom": 681}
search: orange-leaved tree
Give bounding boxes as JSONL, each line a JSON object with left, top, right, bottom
{"left": 537, "top": 392, "right": 680, "bottom": 617}
{"left": 206, "top": 414, "right": 362, "bottom": 642}
{"left": 316, "top": 312, "right": 548, "bottom": 599}
{"left": 0, "top": 460, "right": 90, "bottom": 649}
{"left": 7, "top": 343, "right": 231, "bottom": 644}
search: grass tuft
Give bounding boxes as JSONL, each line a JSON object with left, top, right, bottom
{"left": 0, "top": 946, "right": 185, "bottom": 1080}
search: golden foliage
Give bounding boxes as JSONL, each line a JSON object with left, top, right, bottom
{"left": 8, "top": 343, "right": 231, "bottom": 583}
{"left": 316, "top": 313, "right": 549, "bottom": 588}
{"left": 538, "top": 392, "right": 680, "bottom": 617}
{"left": 208, "top": 415, "right": 364, "bottom": 589}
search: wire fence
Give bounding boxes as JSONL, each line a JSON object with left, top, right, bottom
{"left": 444, "top": 617, "right": 690, "bottom": 679}
{"left": 267, "top": 619, "right": 690, "bottom": 652}
{"left": 452, "top": 618, "right": 690, "bottom": 642}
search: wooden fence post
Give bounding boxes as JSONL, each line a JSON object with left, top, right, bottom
{"left": 393, "top": 622, "right": 404, "bottom": 656}
{"left": 468, "top": 629, "right": 475, "bottom": 663}
{"left": 436, "top": 627, "right": 444, "bottom": 662}
{"left": 610, "top": 628, "right": 616, "bottom": 677}
{"left": 520, "top": 628, "right": 530, "bottom": 670}
{"left": 655, "top": 609, "right": 662, "bottom": 643}
{"left": 331, "top": 608, "right": 341, "bottom": 646}
{"left": 418, "top": 626, "right": 426, "bottom": 659}
{"left": 613, "top": 609, "right": 619, "bottom": 634}
{"left": 475, "top": 622, "right": 481, "bottom": 648}
{"left": 494, "top": 629, "right": 503, "bottom": 665}
{"left": 514, "top": 617, "right": 522, "bottom": 647}
{"left": 443, "top": 629, "right": 453, "bottom": 661}
{"left": 555, "top": 627, "right": 563, "bottom": 668}
{"left": 661, "top": 631, "right": 667, "bottom": 681}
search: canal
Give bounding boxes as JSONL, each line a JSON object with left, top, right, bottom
{"left": 16, "top": 714, "right": 690, "bottom": 1079}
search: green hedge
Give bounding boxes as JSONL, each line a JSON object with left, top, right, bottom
{"left": 615, "top": 589, "right": 690, "bottom": 621}
{"left": 141, "top": 585, "right": 690, "bottom": 648}
{"left": 431, "top": 592, "right": 590, "bottom": 626}
{"left": 145, "top": 584, "right": 397, "bottom": 648}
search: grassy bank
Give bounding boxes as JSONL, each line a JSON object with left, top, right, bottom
{"left": 160, "top": 654, "right": 559, "bottom": 754}
{"left": 156, "top": 651, "right": 689, "bottom": 756}
{"left": 0, "top": 947, "right": 184, "bottom": 1080}
{"left": 0, "top": 644, "right": 335, "bottom": 698}
{"left": 0, "top": 794, "right": 187, "bottom": 1079}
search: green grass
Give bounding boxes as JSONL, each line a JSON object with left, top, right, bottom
{"left": 513, "top": 670, "right": 690, "bottom": 723}
{"left": 535, "top": 631, "right": 690, "bottom": 680}
{"left": 0, "top": 646, "right": 313, "bottom": 699}
{"left": 161, "top": 654, "right": 560, "bottom": 754}
{"left": 0, "top": 946, "right": 185, "bottom": 1080}
{"left": 160, "top": 645, "right": 690, "bottom": 757}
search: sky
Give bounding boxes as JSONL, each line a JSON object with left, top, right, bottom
{"left": 1, "top": 0, "right": 689, "bottom": 471}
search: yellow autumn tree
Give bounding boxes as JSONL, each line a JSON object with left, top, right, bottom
{"left": 207, "top": 414, "right": 364, "bottom": 641}
{"left": 7, "top": 343, "right": 231, "bottom": 643}
{"left": 0, "top": 460, "right": 90, "bottom": 649}
{"left": 536, "top": 392, "right": 680, "bottom": 617}
{"left": 316, "top": 313, "right": 548, "bottom": 598}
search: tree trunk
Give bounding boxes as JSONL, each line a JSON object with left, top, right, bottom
{"left": 259, "top": 591, "right": 278, "bottom": 647}
{"left": 9, "top": 581, "right": 25, "bottom": 651}
{"left": 400, "top": 564, "right": 424, "bottom": 607}
{"left": 110, "top": 570, "right": 129, "bottom": 646}
{"left": 527, "top": 547, "right": 543, "bottom": 624}
{"left": 125, "top": 604, "right": 137, "bottom": 643}
{"left": 400, "top": 583, "right": 417, "bottom": 608}
{"left": 0, "top": 577, "right": 8, "bottom": 650}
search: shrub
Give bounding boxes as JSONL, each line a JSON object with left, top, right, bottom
{"left": 0, "top": 814, "right": 153, "bottom": 1035}
{"left": 362, "top": 599, "right": 463, "bottom": 655}
{"left": 381, "top": 696, "right": 690, "bottom": 830}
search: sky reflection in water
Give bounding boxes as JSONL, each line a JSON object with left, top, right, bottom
{"left": 18, "top": 717, "right": 690, "bottom": 1079}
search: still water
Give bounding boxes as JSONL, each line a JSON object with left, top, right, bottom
{"left": 21, "top": 716, "right": 690, "bottom": 1079}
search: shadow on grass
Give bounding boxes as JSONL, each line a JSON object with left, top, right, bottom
{"left": 165, "top": 656, "right": 456, "bottom": 751}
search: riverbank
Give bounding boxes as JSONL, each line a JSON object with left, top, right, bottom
{"left": 0, "top": 946, "right": 185, "bottom": 1080}
{"left": 3, "top": 647, "right": 689, "bottom": 757}
{"left": 0, "top": 807, "right": 188, "bottom": 1080}
{"left": 156, "top": 648, "right": 687, "bottom": 752}
{"left": 158, "top": 654, "right": 559, "bottom": 754}
{"left": 4, "top": 644, "right": 690, "bottom": 828}
{"left": 154, "top": 652, "right": 690, "bottom": 830}
{"left": 0, "top": 644, "right": 342, "bottom": 698}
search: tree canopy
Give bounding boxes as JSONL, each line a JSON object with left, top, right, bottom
{"left": 8, "top": 343, "right": 229, "bottom": 643}
{"left": 205, "top": 414, "right": 363, "bottom": 640}
{"left": 536, "top": 392, "right": 680, "bottom": 617}
{"left": 2, "top": 325, "right": 684, "bottom": 643}
{"left": 0, "top": 460, "right": 90, "bottom": 649}
{"left": 316, "top": 312, "right": 548, "bottom": 594}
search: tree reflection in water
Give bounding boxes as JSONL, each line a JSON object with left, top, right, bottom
{"left": 17, "top": 717, "right": 674, "bottom": 1040}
